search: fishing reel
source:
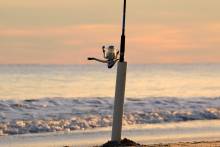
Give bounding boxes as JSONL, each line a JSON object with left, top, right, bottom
{"left": 88, "top": 45, "right": 119, "bottom": 68}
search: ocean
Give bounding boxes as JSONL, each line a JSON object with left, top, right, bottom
{"left": 0, "top": 64, "right": 220, "bottom": 136}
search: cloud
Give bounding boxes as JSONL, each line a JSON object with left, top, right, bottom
{"left": 0, "top": 24, "right": 119, "bottom": 37}
{"left": 0, "top": 23, "right": 220, "bottom": 64}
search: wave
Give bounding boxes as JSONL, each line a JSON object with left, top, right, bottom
{"left": 0, "top": 97, "right": 220, "bottom": 135}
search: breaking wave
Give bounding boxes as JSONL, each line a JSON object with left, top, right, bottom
{"left": 0, "top": 97, "right": 220, "bottom": 135}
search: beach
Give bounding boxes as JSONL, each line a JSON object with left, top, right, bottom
{"left": 101, "top": 140, "right": 220, "bottom": 147}
{"left": 98, "top": 138, "right": 220, "bottom": 147}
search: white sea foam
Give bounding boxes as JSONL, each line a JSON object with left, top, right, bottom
{"left": 0, "top": 97, "right": 220, "bottom": 135}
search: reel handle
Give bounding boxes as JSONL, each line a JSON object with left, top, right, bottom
{"left": 88, "top": 57, "right": 94, "bottom": 60}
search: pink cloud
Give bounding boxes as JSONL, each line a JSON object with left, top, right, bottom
{"left": 0, "top": 23, "right": 220, "bottom": 64}
{"left": 0, "top": 24, "right": 119, "bottom": 37}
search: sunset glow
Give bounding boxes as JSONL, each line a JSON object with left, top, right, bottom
{"left": 0, "top": 0, "right": 220, "bottom": 64}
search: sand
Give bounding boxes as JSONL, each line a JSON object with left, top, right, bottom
{"left": 145, "top": 141, "right": 220, "bottom": 147}
{"left": 97, "top": 139, "right": 220, "bottom": 147}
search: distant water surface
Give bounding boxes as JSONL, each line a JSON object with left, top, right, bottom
{"left": 0, "top": 64, "right": 219, "bottom": 100}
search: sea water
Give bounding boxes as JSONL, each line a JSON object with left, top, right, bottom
{"left": 0, "top": 64, "right": 220, "bottom": 135}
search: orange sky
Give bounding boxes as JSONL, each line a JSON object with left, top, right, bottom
{"left": 0, "top": 0, "right": 220, "bottom": 64}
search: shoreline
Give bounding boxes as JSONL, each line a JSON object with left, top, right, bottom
{"left": 1, "top": 120, "right": 220, "bottom": 147}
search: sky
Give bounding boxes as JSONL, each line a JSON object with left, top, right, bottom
{"left": 0, "top": 0, "right": 220, "bottom": 64}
